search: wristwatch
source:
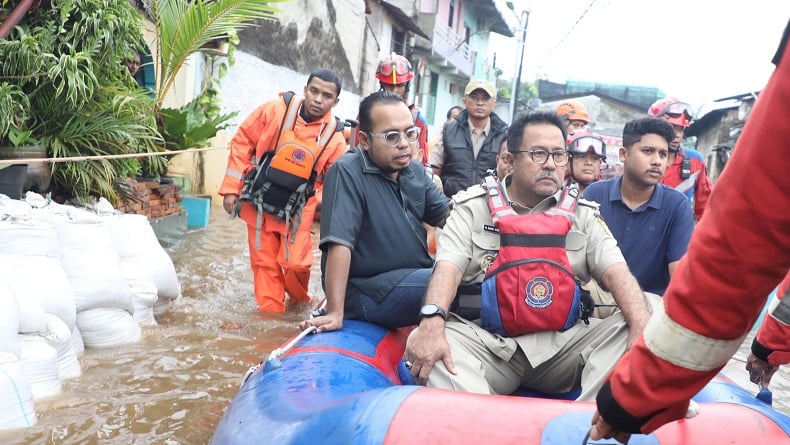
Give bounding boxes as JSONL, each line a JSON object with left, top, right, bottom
{"left": 419, "top": 304, "right": 447, "bottom": 321}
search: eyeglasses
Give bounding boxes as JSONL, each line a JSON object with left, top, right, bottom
{"left": 511, "top": 149, "right": 569, "bottom": 166}
{"left": 568, "top": 136, "right": 606, "bottom": 159}
{"left": 368, "top": 127, "right": 421, "bottom": 147}
{"left": 656, "top": 101, "right": 694, "bottom": 120}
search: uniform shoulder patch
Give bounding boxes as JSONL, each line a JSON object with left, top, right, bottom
{"left": 451, "top": 184, "right": 486, "bottom": 204}
{"left": 578, "top": 198, "right": 600, "bottom": 210}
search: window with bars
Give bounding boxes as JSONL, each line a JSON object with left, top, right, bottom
{"left": 391, "top": 28, "right": 406, "bottom": 56}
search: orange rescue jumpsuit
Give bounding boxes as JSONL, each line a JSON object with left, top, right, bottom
{"left": 219, "top": 93, "right": 347, "bottom": 313}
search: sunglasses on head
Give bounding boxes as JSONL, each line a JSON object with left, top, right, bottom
{"left": 378, "top": 59, "right": 411, "bottom": 76}
{"left": 656, "top": 102, "right": 694, "bottom": 119}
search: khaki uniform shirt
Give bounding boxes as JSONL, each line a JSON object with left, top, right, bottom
{"left": 428, "top": 118, "right": 491, "bottom": 167}
{"left": 436, "top": 179, "right": 625, "bottom": 368}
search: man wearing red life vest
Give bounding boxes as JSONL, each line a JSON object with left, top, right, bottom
{"left": 648, "top": 96, "right": 713, "bottom": 221}
{"left": 589, "top": 22, "right": 790, "bottom": 443}
{"left": 219, "top": 69, "right": 348, "bottom": 313}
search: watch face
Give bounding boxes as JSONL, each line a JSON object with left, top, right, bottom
{"left": 421, "top": 304, "right": 439, "bottom": 316}
{"left": 420, "top": 304, "right": 445, "bottom": 319}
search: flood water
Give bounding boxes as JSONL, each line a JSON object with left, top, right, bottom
{"left": 0, "top": 206, "right": 320, "bottom": 444}
{"left": 0, "top": 205, "right": 788, "bottom": 444}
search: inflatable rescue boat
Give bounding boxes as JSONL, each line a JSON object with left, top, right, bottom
{"left": 211, "top": 319, "right": 790, "bottom": 444}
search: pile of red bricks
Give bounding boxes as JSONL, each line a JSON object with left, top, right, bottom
{"left": 116, "top": 178, "right": 183, "bottom": 219}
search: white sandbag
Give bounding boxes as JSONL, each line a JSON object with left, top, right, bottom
{"left": 3, "top": 262, "right": 48, "bottom": 334}
{"left": 18, "top": 334, "right": 61, "bottom": 400}
{"left": 129, "top": 279, "right": 158, "bottom": 326}
{"left": 42, "top": 314, "right": 80, "bottom": 380}
{"left": 0, "top": 352, "right": 36, "bottom": 429}
{"left": 76, "top": 307, "right": 141, "bottom": 349}
{"left": 0, "top": 271, "right": 21, "bottom": 357}
{"left": 0, "top": 195, "right": 33, "bottom": 221}
{"left": 105, "top": 214, "right": 181, "bottom": 301}
{"left": 45, "top": 213, "right": 132, "bottom": 313}
{"left": 0, "top": 223, "right": 78, "bottom": 331}
{"left": 71, "top": 326, "right": 84, "bottom": 357}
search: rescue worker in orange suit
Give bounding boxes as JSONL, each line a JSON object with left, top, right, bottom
{"left": 366, "top": 53, "right": 429, "bottom": 164}
{"left": 648, "top": 96, "right": 713, "bottom": 221}
{"left": 588, "top": 22, "right": 790, "bottom": 443}
{"left": 219, "top": 69, "right": 348, "bottom": 313}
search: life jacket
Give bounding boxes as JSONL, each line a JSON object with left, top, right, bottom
{"left": 237, "top": 91, "right": 341, "bottom": 250}
{"left": 479, "top": 175, "right": 590, "bottom": 337}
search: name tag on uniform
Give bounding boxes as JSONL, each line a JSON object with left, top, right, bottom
{"left": 483, "top": 224, "right": 499, "bottom": 234}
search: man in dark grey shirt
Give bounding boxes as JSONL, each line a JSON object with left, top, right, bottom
{"left": 302, "top": 91, "right": 450, "bottom": 332}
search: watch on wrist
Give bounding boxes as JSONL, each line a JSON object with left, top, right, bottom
{"left": 419, "top": 303, "right": 447, "bottom": 321}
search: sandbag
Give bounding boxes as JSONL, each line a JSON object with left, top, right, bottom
{"left": 18, "top": 334, "right": 61, "bottom": 400}
{"left": 76, "top": 307, "right": 141, "bottom": 349}
{"left": 0, "top": 221, "right": 77, "bottom": 331}
{"left": 104, "top": 213, "right": 181, "bottom": 301}
{"left": 43, "top": 211, "right": 133, "bottom": 313}
{"left": 0, "top": 352, "right": 36, "bottom": 429}
{"left": 42, "top": 314, "right": 80, "bottom": 380}
{"left": 0, "top": 270, "right": 20, "bottom": 356}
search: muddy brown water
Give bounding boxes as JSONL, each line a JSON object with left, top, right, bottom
{"left": 0, "top": 205, "right": 788, "bottom": 444}
{"left": 0, "top": 207, "right": 320, "bottom": 444}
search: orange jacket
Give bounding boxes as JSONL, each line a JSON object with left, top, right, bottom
{"left": 219, "top": 93, "right": 348, "bottom": 232}
{"left": 595, "top": 31, "right": 790, "bottom": 434}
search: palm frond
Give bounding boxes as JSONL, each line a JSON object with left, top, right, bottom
{"left": 152, "top": 0, "right": 288, "bottom": 103}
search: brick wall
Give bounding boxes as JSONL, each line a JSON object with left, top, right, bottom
{"left": 116, "top": 178, "right": 183, "bottom": 219}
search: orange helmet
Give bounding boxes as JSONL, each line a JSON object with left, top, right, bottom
{"left": 556, "top": 99, "right": 590, "bottom": 123}
{"left": 375, "top": 53, "right": 414, "bottom": 85}
{"left": 648, "top": 97, "right": 693, "bottom": 127}
{"left": 567, "top": 129, "right": 606, "bottom": 162}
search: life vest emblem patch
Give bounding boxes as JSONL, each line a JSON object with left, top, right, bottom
{"left": 525, "top": 276, "right": 553, "bottom": 309}
{"left": 292, "top": 148, "right": 307, "bottom": 162}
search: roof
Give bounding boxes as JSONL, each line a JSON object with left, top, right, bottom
{"left": 686, "top": 92, "right": 760, "bottom": 137}
{"left": 381, "top": 1, "right": 430, "bottom": 39}
{"left": 483, "top": 0, "right": 516, "bottom": 37}
{"left": 538, "top": 79, "right": 665, "bottom": 111}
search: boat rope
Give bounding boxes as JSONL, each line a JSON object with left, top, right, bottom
{"left": 266, "top": 325, "right": 316, "bottom": 363}
{"left": 0, "top": 144, "right": 229, "bottom": 165}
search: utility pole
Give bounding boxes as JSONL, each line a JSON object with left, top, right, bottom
{"left": 512, "top": 10, "right": 529, "bottom": 122}
{"left": 506, "top": 3, "right": 529, "bottom": 122}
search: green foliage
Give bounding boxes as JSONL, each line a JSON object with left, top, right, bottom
{"left": 150, "top": 0, "right": 285, "bottom": 104}
{"left": 159, "top": 88, "right": 238, "bottom": 150}
{"left": 0, "top": 0, "right": 286, "bottom": 203}
{"left": 0, "top": 0, "right": 157, "bottom": 202}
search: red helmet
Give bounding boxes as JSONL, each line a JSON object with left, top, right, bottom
{"left": 375, "top": 53, "right": 414, "bottom": 85}
{"left": 567, "top": 129, "right": 606, "bottom": 162}
{"left": 556, "top": 99, "right": 590, "bottom": 123}
{"left": 648, "top": 97, "right": 693, "bottom": 127}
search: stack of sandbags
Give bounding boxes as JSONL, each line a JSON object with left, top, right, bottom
{"left": 36, "top": 205, "right": 140, "bottom": 348}
{"left": 104, "top": 213, "right": 181, "bottom": 324}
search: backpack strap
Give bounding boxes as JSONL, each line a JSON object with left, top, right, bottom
{"left": 281, "top": 91, "right": 301, "bottom": 132}
{"left": 482, "top": 174, "right": 516, "bottom": 223}
{"left": 548, "top": 182, "right": 579, "bottom": 221}
{"left": 253, "top": 91, "right": 300, "bottom": 167}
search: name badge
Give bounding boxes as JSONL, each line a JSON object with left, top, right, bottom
{"left": 483, "top": 224, "right": 499, "bottom": 234}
